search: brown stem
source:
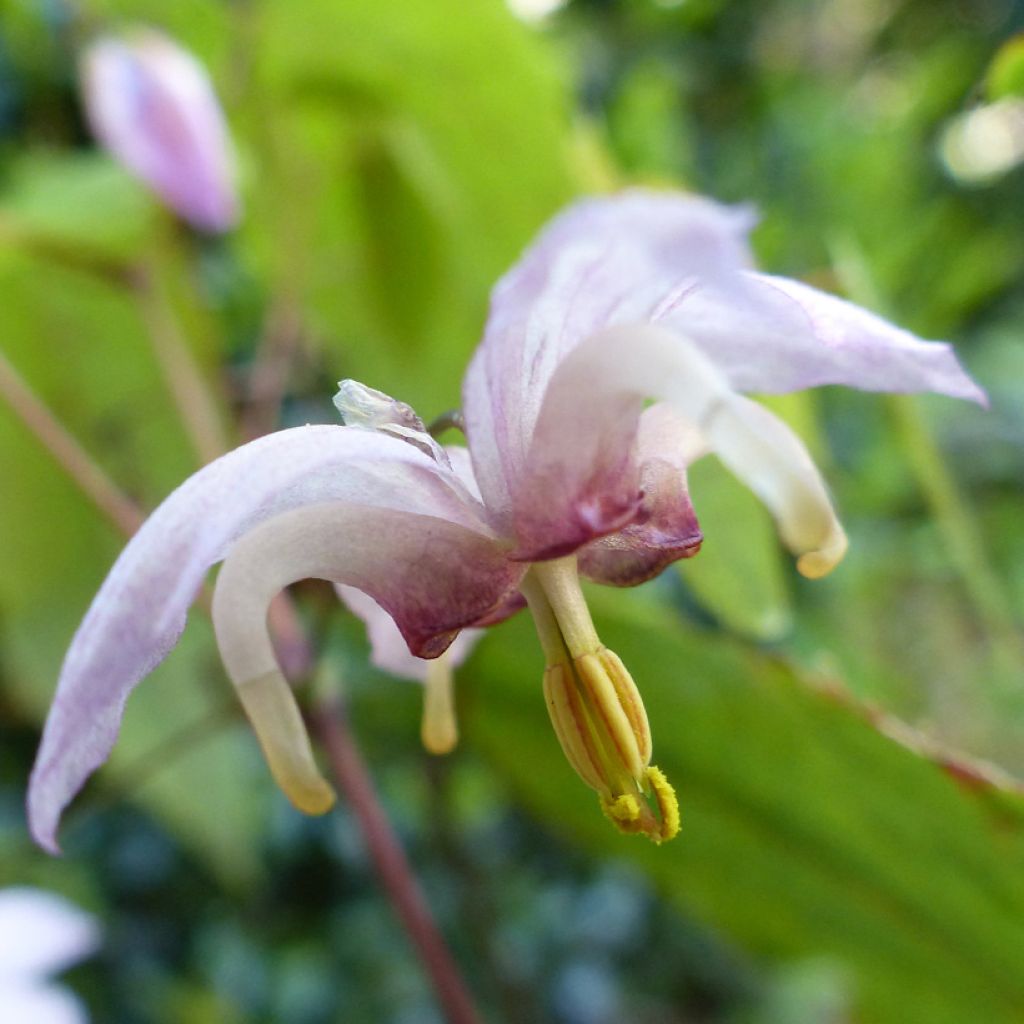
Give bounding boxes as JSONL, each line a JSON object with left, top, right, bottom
{"left": 240, "top": 297, "right": 305, "bottom": 440}
{"left": 132, "top": 264, "right": 230, "bottom": 466}
{"left": 426, "top": 409, "right": 465, "bottom": 439}
{"left": 0, "top": 348, "right": 144, "bottom": 537}
{"left": 308, "top": 698, "right": 482, "bottom": 1024}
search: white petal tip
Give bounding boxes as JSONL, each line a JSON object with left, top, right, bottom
{"left": 233, "top": 671, "right": 336, "bottom": 816}
{"left": 421, "top": 723, "right": 459, "bottom": 756}
{"left": 286, "top": 779, "right": 337, "bottom": 816}
{"left": 796, "top": 527, "right": 849, "bottom": 579}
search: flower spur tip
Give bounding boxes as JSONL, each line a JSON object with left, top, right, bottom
{"left": 421, "top": 655, "right": 460, "bottom": 755}
{"left": 234, "top": 670, "right": 336, "bottom": 815}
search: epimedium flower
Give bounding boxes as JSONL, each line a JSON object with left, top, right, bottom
{"left": 0, "top": 888, "right": 99, "bottom": 1024}
{"left": 27, "top": 190, "right": 985, "bottom": 850}
{"left": 81, "top": 28, "right": 238, "bottom": 232}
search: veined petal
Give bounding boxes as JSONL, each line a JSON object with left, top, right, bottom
{"left": 0, "top": 889, "right": 98, "bottom": 981}
{"left": 463, "top": 189, "right": 984, "bottom": 557}
{"left": 28, "top": 425, "right": 489, "bottom": 852}
{"left": 81, "top": 30, "right": 237, "bottom": 232}
{"left": 213, "top": 504, "right": 521, "bottom": 800}
{"left": 524, "top": 324, "right": 846, "bottom": 578}
{"left": 660, "top": 272, "right": 987, "bottom": 404}
{"left": 578, "top": 403, "right": 704, "bottom": 587}
{"left": 463, "top": 190, "right": 755, "bottom": 535}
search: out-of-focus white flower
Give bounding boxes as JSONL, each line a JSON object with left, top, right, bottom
{"left": 0, "top": 888, "right": 99, "bottom": 1024}
{"left": 81, "top": 29, "right": 238, "bottom": 232}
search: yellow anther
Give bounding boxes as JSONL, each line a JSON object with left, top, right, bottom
{"left": 601, "top": 793, "right": 641, "bottom": 825}
{"left": 543, "top": 663, "right": 606, "bottom": 792}
{"left": 646, "top": 765, "right": 680, "bottom": 843}
{"left": 590, "top": 647, "right": 651, "bottom": 766}
{"left": 421, "top": 655, "right": 459, "bottom": 755}
{"left": 522, "top": 557, "right": 680, "bottom": 845}
{"left": 599, "top": 766, "right": 679, "bottom": 844}
{"left": 575, "top": 650, "right": 646, "bottom": 782}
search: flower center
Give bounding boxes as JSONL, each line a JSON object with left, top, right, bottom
{"left": 521, "top": 556, "right": 679, "bottom": 844}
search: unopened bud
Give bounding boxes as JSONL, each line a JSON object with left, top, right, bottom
{"left": 81, "top": 30, "right": 238, "bottom": 232}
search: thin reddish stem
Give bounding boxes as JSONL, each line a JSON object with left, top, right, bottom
{"left": 308, "top": 699, "right": 482, "bottom": 1024}
{"left": 133, "top": 264, "right": 230, "bottom": 466}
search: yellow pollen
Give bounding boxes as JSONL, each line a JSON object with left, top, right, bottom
{"left": 522, "top": 557, "right": 681, "bottom": 845}
{"left": 646, "top": 765, "right": 680, "bottom": 843}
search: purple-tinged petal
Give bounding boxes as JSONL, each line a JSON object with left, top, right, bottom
{"left": 463, "top": 190, "right": 984, "bottom": 557}
{"left": 521, "top": 324, "right": 846, "bottom": 578}
{"left": 212, "top": 503, "right": 522, "bottom": 802}
{"left": 659, "top": 272, "right": 987, "bottom": 404}
{"left": 579, "top": 404, "right": 704, "bottom": 587}
{"left": 28, "top": 424, "right": 489, "bottom": 853}
{"left": 81, "top": 30, "right": 237, "bottom": 232}
{"left": 337, "top": 585, "right": 483, "bottom": 683}
{"left": 0, "top": 889, "right": 98, "bottom": 981}
{"left": 337, "top": 584, "right": 487, "bottom": 757}
{"left": 443, "top": 445, "right": 483, "bottom": 502}
{"left": 463, "top": 190, "right": 755, "bottom": 537}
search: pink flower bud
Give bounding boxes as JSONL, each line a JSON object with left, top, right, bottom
{"left": 81, "top": 29, "right": 238, "bottom": 232}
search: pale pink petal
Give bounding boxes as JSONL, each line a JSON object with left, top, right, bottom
{"left": 464, "top": 190, "right": 983, "bottom": 557}
{"left": 522, "top": 324, "right": 846, "bottom": 576}
{"left": 28, "top": 425, "right": 489, "bottom": 852}
{"left": 81, "top": 30, "right": 237, "bottom": 232}
{"left": 0, "top": 889, "right": 98, "bottom": 981}
{"left": 0, "top": 984, "right": 90, "bottom": 1024}
{"left": 578, "top": 404, "right": 704, "bottom": 586}
{"left": 212, "top": 503, "right": 521, "bottom": 804}
{"left": 463, "top": 190, "right": 755, "bottom": 539}
{"left": 337, "top": 585, "right": 483, "bottom": 683}
{"left": 659, "top": 272, "right": 987, "bottom": 403}
{"left": 443, "top": 445, "right": 483, "bottom": 502}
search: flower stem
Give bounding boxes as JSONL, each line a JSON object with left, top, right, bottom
{"left": 308, "top": 696, "right": 482, "bottom": 1024}
{"left": 240, "top": 296, "right": 305, "bottom": 440}
{"left": 131, "top": 256, "right": 230, "bottom": 466}
{"left": 0, "top": 348, "right": 143, "bottom": 538}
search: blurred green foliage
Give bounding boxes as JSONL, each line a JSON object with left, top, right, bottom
{"left": 1, "top": 0, "right": 1023, "bottom": 1021}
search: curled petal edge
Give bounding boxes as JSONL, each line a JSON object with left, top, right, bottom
{"left": 527, "top": 324, "right": 848, "bottom": 578}
{"left": 213, "top": 503, "right": 523, "bottom": 812}
{"left": 27, "top": 424, "right": 488, "bottom": 853}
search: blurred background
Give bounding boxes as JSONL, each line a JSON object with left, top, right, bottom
{"left": 2, "top": 0, "right": 1024, "bottom": 1021}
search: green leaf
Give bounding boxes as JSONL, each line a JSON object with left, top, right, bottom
{"left": 249, "top": 0, "right": 575, "bottom": 413}
{"left": 680, "top": 458, "right": 791, "bottom": 640}
{"left": 987, "top": 34, "right": 1024, "bottom": 100}
{"left": 0, "top": 152, "right": 156, "bottom": 260}
{"left": 468, "top": 603, "right": 1024, "bottom": 1024}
